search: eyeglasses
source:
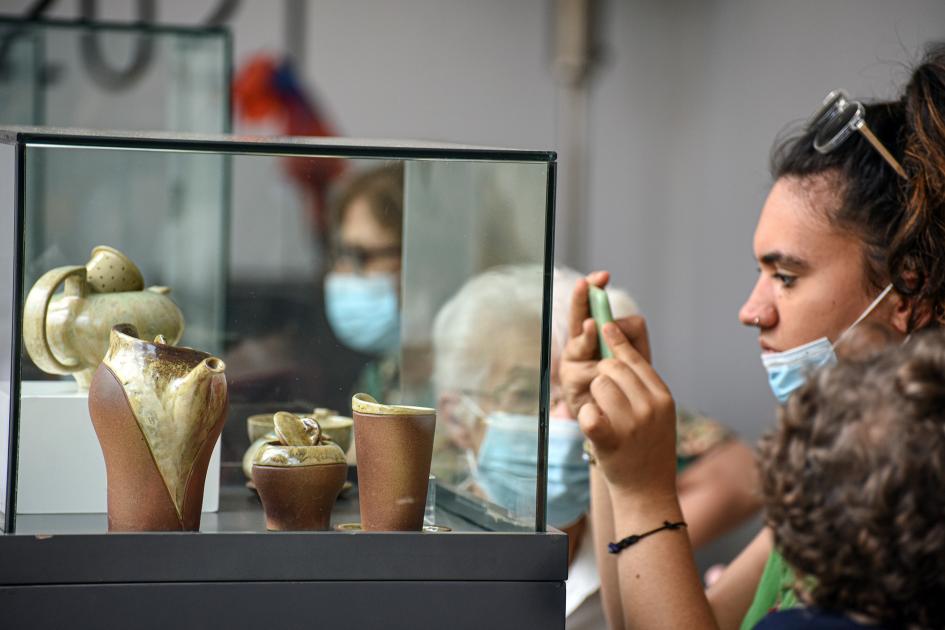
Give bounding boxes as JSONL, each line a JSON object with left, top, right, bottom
{"left": 808, "top": 89, "right": 906, "bottom": 179}
{"left": 453, "top": 367, "right": 543, "bottom": 415}
{"left": 332, "top": 243, "right": 401, "bottom": 273}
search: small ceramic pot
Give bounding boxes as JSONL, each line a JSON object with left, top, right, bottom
{"left": 252, "top": 419, "right": 347, "bottom": 531}
{"left": 351, "top": 393, "right": 436, "bottom": 531}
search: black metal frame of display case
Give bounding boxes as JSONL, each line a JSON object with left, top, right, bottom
{"left": 0, "top": 128, "right": 564, "bottom": 629}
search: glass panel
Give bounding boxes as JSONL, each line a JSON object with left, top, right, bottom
{"left": 402, "top": 161, "right": 550, "bottom": 530}
{"left": 0, "top": 19, "right": 228, "bottom": 132}
{"left": 11, "top": 142, "right": 551, "bottom": 535}
{"left": 0, "top": 143, "right": 15, "bottom": 531}
{"left": 0, "top": 23, "right": 41, "bottom": 125}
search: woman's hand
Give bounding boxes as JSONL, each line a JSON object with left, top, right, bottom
{"left": 559, "top": 271, "right": 652, "bottom": 417}
{"left": 578, "top": 321, "right": 678, "bottom": 502}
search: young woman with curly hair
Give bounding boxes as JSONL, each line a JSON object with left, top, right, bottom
{"left": 559, "top": 44, "right": 945, "bottom": 629}
{"left": 753, "top": 328, "right": 945, "bottom": 629}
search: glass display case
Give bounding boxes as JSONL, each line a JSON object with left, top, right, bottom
{"left": 0, "top": 18, "right": 230, "bottom": 132}
{"left": 0, "top": 127, "right": 557, "bottom": 538}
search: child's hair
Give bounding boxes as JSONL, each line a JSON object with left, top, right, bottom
{"left": 758, "top": 330, "right": 945, "bottom": 628}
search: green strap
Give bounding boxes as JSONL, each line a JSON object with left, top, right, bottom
{"left": 740, "top": 550, "right": 799, "bottom": 630}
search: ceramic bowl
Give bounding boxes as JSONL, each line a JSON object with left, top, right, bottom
{"left": 319, "top": 415, "right": 354, "bottom": 454}
{"left": 247, "top": 413, "right": 275, "bottom": 443}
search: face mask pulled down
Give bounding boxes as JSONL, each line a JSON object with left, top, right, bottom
{"left": 761, "top": 284, "right": 893, "bottom": 403}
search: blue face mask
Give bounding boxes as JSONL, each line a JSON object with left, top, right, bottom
{"left": 324, "top": 271, "right": 400, "bottom": 355}
{"left": 476, "top": 412, "right": 590, "bottom": 528}
{"left": 761, "top": 284, "right": 893, "bottom": 403}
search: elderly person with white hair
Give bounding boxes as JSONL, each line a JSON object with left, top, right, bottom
{"left": 432, "top": 265, "right": 760, "bottom": 630}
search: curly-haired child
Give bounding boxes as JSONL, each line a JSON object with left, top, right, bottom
{"left": 754, "top": 330, "right": 945, "bottom": 629}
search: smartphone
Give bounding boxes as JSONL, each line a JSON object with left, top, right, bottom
{"left": 588, "top": 285, "right": 615, "bottom": 358}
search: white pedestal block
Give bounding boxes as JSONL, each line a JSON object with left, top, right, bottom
{"left": 2, "top": 381, "right": 219, "bottom": 514}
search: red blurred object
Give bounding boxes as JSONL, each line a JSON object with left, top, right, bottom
{"left": 233, "top": 54, "right": 347, "bottom": 240}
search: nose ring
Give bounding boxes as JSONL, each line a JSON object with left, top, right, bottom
{"left": 753, "top": 316, "right": 761, "bottom": 327}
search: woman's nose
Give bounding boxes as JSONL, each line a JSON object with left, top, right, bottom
{"left": 738, "top": 281, "right": 777, "bottom": 329}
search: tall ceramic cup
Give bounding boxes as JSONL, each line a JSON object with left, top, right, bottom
{"left": 352, "top": 393, "right": 436, "bottom": 531}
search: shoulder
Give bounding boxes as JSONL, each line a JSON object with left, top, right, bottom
{"left": 753, "top": 608, "right": 882, "bottom": 630}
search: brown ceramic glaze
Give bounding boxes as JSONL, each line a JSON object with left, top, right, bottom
{"left": 352, "top": 396, "right": 436, "bottom": 531}
{"left": 252, "top": 463, "right": 346, "bottom": 531}
{"left": 87, "top": 324, "right": 227, "bottom": 532}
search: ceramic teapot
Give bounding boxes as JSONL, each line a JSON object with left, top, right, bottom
{"left": 23, "top": 246, "right": 184, "bottom": 389}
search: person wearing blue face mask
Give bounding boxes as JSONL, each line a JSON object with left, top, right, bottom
{"left": 433, "top": 265, "right": 758, "bottom": 630}
{"left": 324, "top": 163, "right": 404, "bottom": 401}
{"left": 559, "top": 48, "right": 945, "bottom": 630}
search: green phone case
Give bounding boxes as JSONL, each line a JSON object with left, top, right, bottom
{"left": 588, "top": 286, "right": 615, "bottom": 359}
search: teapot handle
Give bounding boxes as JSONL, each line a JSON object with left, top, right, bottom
{"left": 22, "top": 265, "right": 88, "bottom": 374}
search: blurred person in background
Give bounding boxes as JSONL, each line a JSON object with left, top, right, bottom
{"left": 324, "top": 162, "right": 405, "bottom": 403}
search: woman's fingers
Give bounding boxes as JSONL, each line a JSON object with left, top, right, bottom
{"left": 578, "top": 401, "right": 616, "bottom": 450}
{"left": 597, "top": 358, "right": 652, "bottom": 417}
{"left": 590, "top": 372, "right": 633, "bottom": 429}
{"left": 603, "top": 322, "right": 669, "bottom": 395}
{"left": 614, "top": 315, "right": 652, "bottom": 363}
{"left": 560, "top": 357, "right": 598, "bottom": 390}
{"left": 568, "top": 271, "right": 612, "bottom": 338}
{"left": 586, "top": 270, "right": 610, "bottom": 288}
{"left": 564, "top": 318, "right": 599, "bottom": 360}
{"left": 568, "top": 278, "right": 592, "bottom": 339}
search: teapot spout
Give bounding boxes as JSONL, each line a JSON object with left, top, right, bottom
{"left": 172, "top": 356, "right": 227, "bottom": 428}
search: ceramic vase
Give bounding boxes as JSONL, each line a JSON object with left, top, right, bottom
{"left": 351, "top": 393, "right": 436, "bottom": 531}
{"left": 88, "top": 324, "right": 227, "bottom": 531}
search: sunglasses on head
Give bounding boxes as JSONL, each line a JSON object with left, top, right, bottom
{"left": 808, "top": 89, "right": 906, "bottom": 179}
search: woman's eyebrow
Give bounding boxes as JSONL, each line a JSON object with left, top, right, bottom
{"left": 759, "top": 251, "right": 810, "bottom": 271}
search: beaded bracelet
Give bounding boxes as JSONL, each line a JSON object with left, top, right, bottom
{"left": 608, "top": 520, "right": 687, "bottom": 554}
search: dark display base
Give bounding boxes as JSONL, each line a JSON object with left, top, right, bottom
{"left": 0, "top": 477, "right": 567, "bottom": 629}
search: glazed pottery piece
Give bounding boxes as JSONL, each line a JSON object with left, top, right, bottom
{"left": 242, "top": 408, "right": 354, "bottom": 482}
{"left": 351, "top": 393, "right": 436, "bottom": 531}
{"left": 313, "top": 409, "right": 353, "bottom": 455}
{"left": 88, "top": 324, "right": 227, "bottom": 532}
{"left": 243, "top": 435, "right": 274, "bottom": 481}
{"left": 23, "top": 246, "right": 184, "bottom": 389}
{"left": 247, "top": 413, "right": 276, "bottom": 442}
{"left": 252, "top": 411, "right": 347, "bottom": 531}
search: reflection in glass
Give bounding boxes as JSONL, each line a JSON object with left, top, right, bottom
{"left": 0, "top": 19, "right": 229, "bottom": 132}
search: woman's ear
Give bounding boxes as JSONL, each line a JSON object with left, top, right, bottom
{"left": 889, "top": 292, "right": 933, "bottom": 333}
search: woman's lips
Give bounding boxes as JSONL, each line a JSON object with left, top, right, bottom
{"left": 760, "top": 341, "right": 779, "bottom": 354}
